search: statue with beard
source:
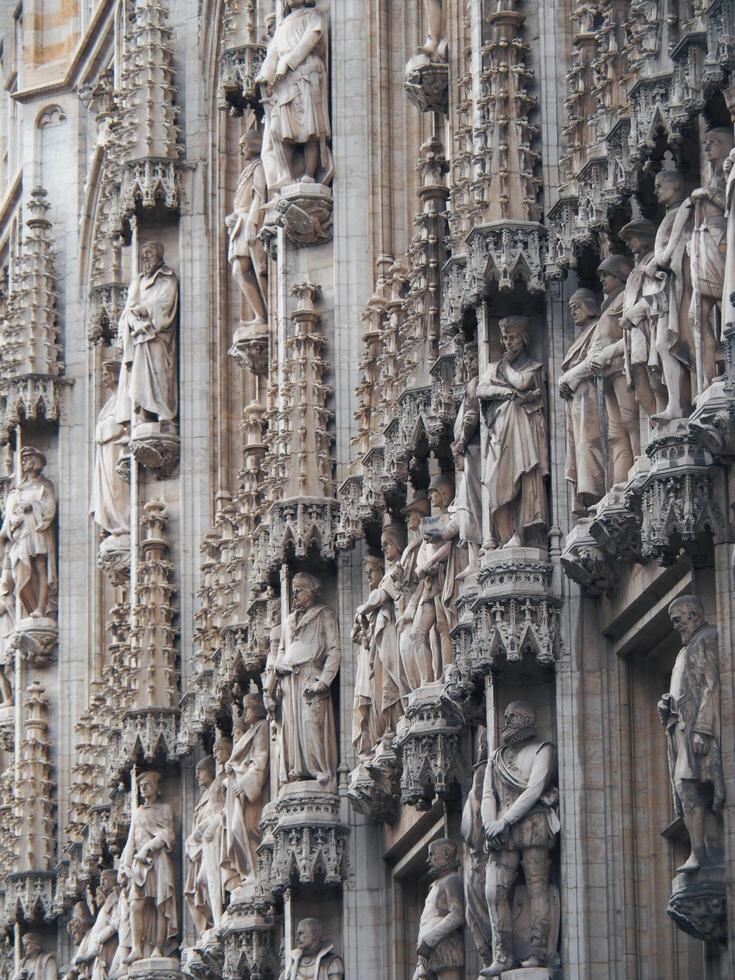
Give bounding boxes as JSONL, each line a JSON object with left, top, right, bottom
{"left": 285, "top": 918, "right": 344, "bottom": 980}
{"left": 481, "top": 702, "right": 559, "bottom": 977}
{"left": 412, "top": 839, "right": 465, "bottom": 980}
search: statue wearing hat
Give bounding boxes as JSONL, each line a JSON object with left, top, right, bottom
{"left": 0, "top": 446, "right": 56, "bottom": 621}
{"left": 559, "top": 288, "right": 605, "bottom": 515}
{"left": 586, "top": 255, "right": 640, "bottom": 486}
{"left": 620, "top": 218, "right": 666, "bottom": 418}
{"left": 223, "top": 690, "right": 270, "bottom": 889}
{"left": 226, "top": 127, "right": 268, "bottom": 326}
{"left": 478, "top": 316, "right": 549, "bottom": 549}
{"left": 265, "top": 572, "right": 340, "bottom": 791}
{"left": 90, "top": 351, "right": 130, "bottom": 540}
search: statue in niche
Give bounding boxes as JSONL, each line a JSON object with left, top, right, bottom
{"left": 399, "top": 474, "right": 461, "bottom": 692}
{"left": 478, "top": 317, "right": 549, "bottom": 550}
{"left": 226, "top": 128, "right": 268, "bottom": 326}
{"left": 689, "top": 127, "right": 734, "bottom": 395}
{"left": 90, "top": 353, "right": 129, "bottom": 540}
{"left": 255, "top": 0, "right": 333, "bottom": 188}
{"left": 452, "top": 344, "right": 482, "bottom": 573}
{"left": 64, "top": 901, "right": 95, "bottom": 979}
{"left": 396, "top": 492, "right": 430, "bottom": 699}
{"left": 286, "top": 918, "right": 344, "bottom": 980}
{"left": 482, "top": 701, "right": 559, "bottom": 976}
{"left": 658, "top": 595, "right": 724, "bottom": 873}
{"left": 461, "top": 729, "right": 493, "bottom": 972}
{"left": 266, "top": 573, "right": 340, "bottom": 791}
{"left": 118, "top": 770, "right": 178, "bottom": 964}
{"left": 11, "top": 933, "right": 57, "bottom": 980}
{"left": 559, "top": 288, "right": 605, "bottom": 515}
{"left": 412, "top": 839, "right": 465, "bottom": 980}
{"left": 352, "top": 551, "right": 384, "bottom": 758}
{"left": 0, "top": 550, "right": 14, "bottom": 706}
{"left": 224, "top": 691, "right": 270, "bottom": 889}
{"left": 84, "top": 870, "right": 121, "bottom": 980}
{"left": 620, "top": 218, "right": 665, "bottom": 419}
{"left": 115, "top": 241, "right": 179, "bottom": 428}
{"left": 1, "top": 446, "right": 56, "bottom": 621}
{"left": 185, "top": 756, "right": 223, "bottom": 933}
{"left": 643, "top": 167, "right": 693, "bottom": 422}
{"left": 586, "top": 255, "right": 640, "bottom": 486}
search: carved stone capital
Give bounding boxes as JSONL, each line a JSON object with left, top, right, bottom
{"left": 561, "top": 519, "right": 620, "bottom": 595}
{"left": 396, "top": 683, "right": 465, "bottom": 809}
{"left": 97, "top": 532, "right": 131, "bottom": 584}
{"left": 404, "top": 56, "right": 449, "bottom": 113}
{"left": 228, "top": 321, "right": 269, "bottom": 375}
{"left": 269, "top": 782, "right": 348, "bottom": 892}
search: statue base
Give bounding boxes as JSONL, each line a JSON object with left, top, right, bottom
{"left": 129, "top": 958, "right": 181, "bottom": 979}
{"left": 11, "top": 616, "right": 58, "bottom": 666}
{"left": 271, "top": 781, "right": 348, "bottom": 890}
{"left": 404, "top": 54, "right": 449, "bottom": 113}
{"left": 0, "top": 704, "right": 13, "bottom": 751}
{"left": 347, "top": 736, "right": 401, "bottom": 822}
{"left": 397, "top": 682, "right": 464, "bottom": 809}
{"left": 560, "top": 518, "right": 618, "bottom": 596}
{"left": 667, "top": 863, "right": 727, "bottom": 943}
{"left": 275, "top": 181, "right": 333, "bottom": 247}
{"left": 130, "top": 421, "right": 180, "bottom": 479}
{"left": 229, "top": 320, "right": 269, "bottom": 375}
{"left": 500, "top": 969, "right": 552, "bottom": 980}
{"left": 97, "top": 531, "right": 131, "bottom": 582}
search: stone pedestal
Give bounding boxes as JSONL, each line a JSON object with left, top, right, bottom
{"left": 274, "top": 182, "right": 333, "bottom": 247}
{"left": 347, "top": 736, "right": 401, "bottom": 822}
{"left": 130, "top": 420, "right": 180, "bottom": 478}
{"left": 270, "top": 781, "right": 348, "bottom": 891}
{"left": 229, "top": 320, "right": 269, "bottom": 374}
{"left": 396, "top": 682, "right": 464, "bottom": 809}
{"left": 501, "top": 969, "right": 551, "bottom": 980}
{"left": 404, "top": 55, "right": 449, "bottom": 113}
{"left": 11, "top": 617, "right": 57, "bottom": 667}
{"left": 129, "top": 957, "right": 181, "bottom": 980}
{"left": 560, "top": 518, "right": 619, "bottom": 595}
{"left": 221, "top": 886, "right": 277, "bottom": 980}
{"left": 667, "top": 864, "right": 727, "bottom": 944}
{"left": 0, "top": 704, "right": 13, "bottom": 750}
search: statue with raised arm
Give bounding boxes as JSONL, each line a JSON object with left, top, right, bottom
{"left": 481, "top": 701, "right": 560, "bottom": 977}
{"left": 118, "top": 770, "right": 178, "bottom": 964}
{"left": 412, "top": 839, "right": 464, "bottom": 980}
{"left": 461, "top": 729, "right": 493, "bottom": 972}
{"left": 658, "top": 595, "right": 724, "bottom": 873}
{"left": 115, "top": 241, "right": 179, "bottom": 427}
{"left": 559, "top": 288, "right": 605, "bottom": 515}
{"left": 226, "top": 129, "right": 268, "bottom": 326}
{"left": 255, "top": 0, "right": 333, "bottom": 187}
{"left": 11, "top": 933, "right": 57, "bottom": 980}
{"left": 286, "top": 918, "right": 344, "bottom": 980}
{"left": 478, "top": 317, "right": 549, "bottom": 549}
{"left": 91, "top": 353, "right": 129, "bottom": 539}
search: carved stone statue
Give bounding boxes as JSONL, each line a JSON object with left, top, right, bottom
{"left": 412, "top": 839, "right": 464, "bottom": 980}
{"left": 266, "top": 572, "right": 340, "bottom": 791}
{"left": 723, "top": 145, "right": 735, "bottom": 336}
{"left": 64, "top": 901, "right": 95, "bottom": 979}
{"left": 658, "top": 595, "right": 724, "bottom": 873}
{"left": 286, "top": 918, "right": 344, "bottom": 980}
{"left": 419, "top": 0, "right": 447, "bottom": 61}
{"left": 559, "top": 288, "right": 605, "bottom": 515}
{"left": 644, "top": 168, "right": 694, "bottom": 422}
{"left": 587, "top": 255, "right": 640, "bottom": 485}
{"left": 86, "top": 870, "right": 121, "bottom": 980}
{"left": 481, "top": 701, "right": 560, "bottom": 976}
{"left": 224, "top": 692, "right": 270, "bottom": 890}
{"left": 115, "top": 241, "right": 179, "bottom": 426}
{"left": 90, "top": 354, "right": 129, "bottom": 538}
{"left": 1, "top": 446, "right": 56, "bottom": 620}
{"left": 620, "top": 218, "right": 664, "bottom": 418}
{"left": 11, "top": 933, "right": 57, "bottom": 980}
{"left": 226, "top": 129, "right": 268, "bottom": 326}
{"left": 185, "top": 756, "right": 222, "bottom": 933}
{"left": 118, "top": 770, "right": 178, "bottom": 963}
{"left": 689, "top": 127, "right": 733, "bottom": 395}
{"left": 478, "top": 317, "right": 549, "bottom": 549}
{"left": 352, "top": 552, "right": 384, "bottom": 758}
{"left": 452, "top": 345, "right": 482, "bottom": 572}
{"left": 460, "top": 729, "right": 493, "bottom": 972}
{"left": 399, "top": 474, "right": 461, "bottom": 692}
{"left": 0, "top": 551, "right": 14, "bottom": 706}
{"left": 255, "top": 0, "right": 333, "bottom": 188}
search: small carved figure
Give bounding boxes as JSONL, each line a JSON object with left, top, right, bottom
{"left": 90, "top": 354, "right": 129, "bottom": 537}
{"left": 1, "top": 447, "right": 56, "bottom": 620}
{"left": 286, "top": 918, "right": 344, "bottom": 980}
{"left": 412, "top": 839, "right": 465, "bottom": 980}
{"left": 118, "top": 770, "right": 178, "bottom": 964}
{"left": 11, "top": 933, "right": 57, "bottom": 980}
{"left": 658, "top": 595, "right": 725, "bottom": 873}
{"left": 620, "top": 218, "right": 664, "bottom": 418}
{"left": 226, "top": 129, "right": 268, "bottom": 325}
{"left": 461, "top": 729, "right": 493, "bottom": 971}
{"left": 185, "top": 756, "right": 223, "bottom": 933}
{"left": 116, "top": 242, "right": 179, "bottom": 426}
{"left": 481, "top": 701, "right": 559, "bottom": 976}
{"left": 255, "top": 0, "right": 333, "bottom": 187}
{"left": 559, "top": 288, "right": 605, "bottom": 514}
{"left": 64, "top": 901, "right": 95, "bottom": 979}
{"left": 452, "top": 345, "right": 482, "bottom": 572}
{"left": 478, "top": 317, "right": 549, "bottom": 549}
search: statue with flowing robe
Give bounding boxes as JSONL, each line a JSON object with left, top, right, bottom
{"left": 90, "top": 355, "right": 129, "bottom": 537}
{"left": 226, "top": 129, "right": 268, "bottom": 325}
{"left": 452, "top": 346, "right": 482, "bottom": 571}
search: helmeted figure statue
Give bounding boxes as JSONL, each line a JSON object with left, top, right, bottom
{"left": 90, "top": 353, "right": 129, "bottom": 538}
{"left": 255, "top": 0, "right": 333, "bottom": 187}
{"left": 286, "top": 918, "right": 344, "bottom": 980}
{"left": 266, "top": 573, "right": 340, "bottom": 791}
{"left": 115, "top": 241, "right": 179, "bottom": 426}
{"left": 1, "top": 446, "right": 56, "bottom": 620}
{"left": 481, "top": 701, "right": 560, "bottom": 977}
{"left": 461, "top": 729, "right": 493, "bottom": 972}
{"left": 118, "top": 770, "right": 178, "bottom": 964}
{"left": 412, "top": 839, "right": 465, "bottom": 980}
{"left": 658, "top": 595, "right": 725, "bottom": 873}
{"left": 452, "top": 345, "right": 482, "bottom": 572}
{"left": 620, "top": 218, "right": 664, "bottom": 419}
{"left": 11, "top": 933, "right": 57, "bottom": 980}
{"left": 478, "top": 317, "right": 549, "bottom": 549}
{"left": 226, "top": 128, "right": 268, "bottom": 326}
{"left": 224, "top": 692, "right": 270, "bottom": 889}
{"left": 559, "top": 288, "right": 605, "bottom": 515}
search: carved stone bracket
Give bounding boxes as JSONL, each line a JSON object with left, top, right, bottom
{"left": 129, "top": 958, "right": 181, "bottom": 980}
{"left": 561, "top": 519, "right": 620, "bottom": 596}
{"left": 110, "top": 707, "right": 180, "bottom": 779}
{"left": 221, "top": 892, "right": 278, "bottom": 980}
{"left": 465, "top": 221, "right": 547, "bottom": 299}
{"left": 347, "top": 737, "right": 401, "bottom": 823}
{"left": 689, "top": 380, "right": 735, "bottom": 459}
{"left": 97, "top": 532, "right": 132, "bottom": 584}
{"left": 228, "top": 321, "right": 269, "bottom": 375}
{"left": 0, "top": 375, "right": 66, "bottom": 428}
{"left": 667, "top": 868, "right": 727, "bottom": 944}
{"left": 395, "top": 682, "right": 465, "bottom": 809}
{"left": 267, "top": 497, "right": 340, "bottom": 569}
{"left": 218, "top": 43, "right": 266, "bottom": 115}
{"left": 3, "top": 871, "right": 57, "bottom": 925}
{"left": 121, "top": 159, "right": 182, "bottom": 216}
{"left": 404, "top": 57, "right": 449, "bottom": 114}
{"left": 269, "top": 782, "right": 349, "bottom": 892}
{"left": 9, "top": 618, "right": 58, "bottom": 668}
{"left": 587, "top": 483, "right": 643, "bottom": 566}
{"left": 130, "top": 422, "right": 180, "bottom": 479}
{"left": 274, "top": 182, "right": 333, "bottom": 248}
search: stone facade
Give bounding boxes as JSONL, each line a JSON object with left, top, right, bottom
{"left": 0, "top": 1, "right": 734, "bottom": 978}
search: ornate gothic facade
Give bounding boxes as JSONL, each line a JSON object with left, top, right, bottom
{"left": 0, "top": 0, "right": 734, "bottom": 978}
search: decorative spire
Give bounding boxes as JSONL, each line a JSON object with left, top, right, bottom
{"left": 14, "top": 682, "right": 55, "bottom": 873}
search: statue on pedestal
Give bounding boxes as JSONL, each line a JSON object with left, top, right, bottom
{"left": 412, "top": 839, "right": 464, "bottom": 980}
{"left": 559, "top": 288, "right": 605, "bottom": 515}
{"left": 118, "top": 770, "right": 178, "bottom": 964}
{"left": 286, "top": 918, "right": 344, "bottom": 980}
{"left": 91, "top": 353, "right": 129, "bottom": 539}
{"left": 11, "top": 933, "right": 57, "bottom": 980}
{"left": 658, "top": 595, "right": 724, "bottom": 873}
{"left": 478, "top": 317, "right": 549, "bottom": 549}
{"left": 452, "top": 345, "right": 482, "bottom": 572}
{"left": 460, "top": 729, "right": 493, "bottom": 972}
{"left": 481, "top": 701, "right": 559, "bottom": 977}
{"left": 185, "top": 756, "right": 224, "bottom": 933}
{"left": 1, "top": 447, "right": 56, "bottom": 620}
{"left": 266, "top": 573, "right": 340, "bottom": 791}
{"left": 226, "top": 129, "right": 268, "bottom": 327}
{"left": 620, "top": 218, "right": 664, "bottom": 419}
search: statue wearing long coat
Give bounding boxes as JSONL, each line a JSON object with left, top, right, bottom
{"left": 224, "top": 719, "right": 270, "bottom": 888}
